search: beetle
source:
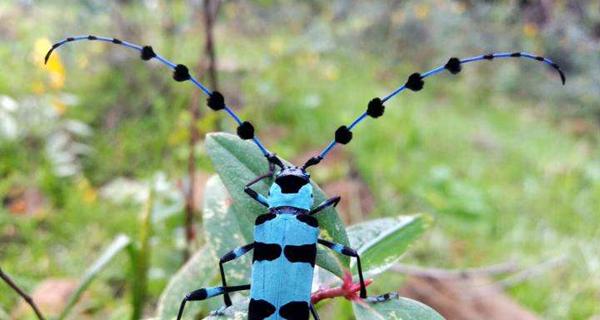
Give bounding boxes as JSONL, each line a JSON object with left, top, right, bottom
{"left": 45, "top": 35, "right": 565, "bottom": 320}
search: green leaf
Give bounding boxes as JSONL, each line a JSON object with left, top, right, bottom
{"left": 131, "top": 188, "right": 154, "bottom": 320}
{"left": 0, "top": 305, "right": 9, "bottom": 320}
{"left": 58, "top": 234, "right": 132, "bottom": 320}
{"left": 203, "top": 175, "right": 251, "bottom": 283}
{"left": 156, "top": 246, "right": 218, "bottom": 320}
{"left": 347, "top": 214, "right": 431, "bottom": 278}
{"left": 353, "top": 295, "right": 445, "bottom": 320}
{"left": 205, "top": 132, "right": 349, "bottom": 277}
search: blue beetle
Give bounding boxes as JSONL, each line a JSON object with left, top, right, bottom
{"left": 45, "top": 35, "right": 565, "bottom": 320}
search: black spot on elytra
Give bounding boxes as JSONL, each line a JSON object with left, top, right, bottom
{"left": 510, "top": 52, "right": 521, "bottom": 57}
{"left": 249, "top": 299, "right": 276, "bottom": 320}
{"left": 284, "top": 244, "right": 316, "bottom": 266}
{"left": 296, "top": 214, "right": 318, "bottom": 228}
{"left": 255, "top": 213, "right": 276, "bottom": 226}
{"left": 275, "top": 175, "right": 308, "bottom": 194}
{"left": 279, "top": 301, "right": 310, "bottom": 320}
{"left": 253, "top": 242, "right": 282, "bottom": 262}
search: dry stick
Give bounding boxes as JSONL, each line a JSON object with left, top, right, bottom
{"left": 497, "top": 256, "right": 567, "bottom": 289}
{"left": 0, "top": 267, "right": 46, "bottom": 320}
{"left": 183, "top": 0, "right": 223, "bottom": 259}
{"left": 391, "top": 261, "right": 520, "bottom": 279}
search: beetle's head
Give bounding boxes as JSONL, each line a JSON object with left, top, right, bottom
{"left": 274, "top": 166, "right": 310, "bottom": 193}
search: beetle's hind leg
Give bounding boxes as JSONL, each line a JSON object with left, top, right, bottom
{"left": 310, "top": 303, "right": 321, "bottom": 320}
{"left": 176, "top": 284, "right": 250, "bottom": 320}
{"left": 364, "top": 291, "right": 399, "bottom": 304}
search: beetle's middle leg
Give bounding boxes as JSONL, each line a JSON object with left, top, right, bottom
{"left": 176, "top": 284, "right": 250, "bottom": 320}
{"left": 317, "top": 239, "right": 368, "bottom": 298}
{"left": 310, "top": 303, "right": 321, "bottom": 320}
{"left": 218, "top": 243, "right": 255, "bottom": 306}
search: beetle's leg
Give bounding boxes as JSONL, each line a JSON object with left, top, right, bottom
{"left": 218, "top": 243, "right": 254, "bottom": 306}
{"left": 309, "top": 196, "right": 341, "bottom": 215}
{"left": 310, "top": 303, "right": 321, "bottom": 320}
{"left": 365, "top": 292, "right": 399, "bottom": 304}
{"left": 318, "top": 239, "right": 367, "bottom": 298}
{"left": 244, "top": 160, "right": 277, "bottom": 207}
{"left": 177, "top": 284, "right": 250, "bottom": 320}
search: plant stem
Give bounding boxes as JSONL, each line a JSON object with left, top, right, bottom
{"left": 391, "top": 261, "right": 519, "bottom": 279}
{"left": 183, "top": 0, "right": 222, "bottom": 259}
{"left": 0, "top": 267, "right": 46, "bottom": 320}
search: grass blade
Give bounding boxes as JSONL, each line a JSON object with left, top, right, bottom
{"left": 58, "top": 234, "right": 132, "bottom": 320}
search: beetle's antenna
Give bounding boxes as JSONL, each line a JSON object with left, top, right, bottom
{"left": 45, "top": 35, "right": 283, "bottom": 166}
{"left": 302, "top": 52, "right": 565, "bottom": 170}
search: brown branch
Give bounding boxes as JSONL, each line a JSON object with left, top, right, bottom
{"left": 183, "top": 0, "right": 222, "bottom": 259}
{"left": 497, "top": 256, "right": 567, "bottom": 288}
{"left": 0, "top": 267, "right": 46, "bottom": 320}
{"left": 392, "top": 261, "right": 519, "bottom": 279}
{"left": 203, "top": 0, "right": 222, "bottom": 90}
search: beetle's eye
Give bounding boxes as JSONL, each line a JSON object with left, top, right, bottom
{"left": 275, "top": 175, "right": 308, "bottom": 193}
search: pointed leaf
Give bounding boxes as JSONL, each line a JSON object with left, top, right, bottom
{"left": 203, "top": 175, "right": 251, "bottom": 283}
{"left": 205, "top": 132, "right": 348, "bottom": 277}
{"left": 353, "top": 295, "right": 445, "bottom": 320}
{"left": 347, "top": 214, "right": 431, "bottom": 278}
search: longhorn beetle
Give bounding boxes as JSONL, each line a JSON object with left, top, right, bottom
{"left": 45, "top": 35, "right": 565, "bottom": 320}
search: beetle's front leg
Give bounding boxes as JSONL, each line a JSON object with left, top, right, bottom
{"left": 310, "top": 196, "right": 341, "bottom": 215}
{"left": 244, "top": 159, "right": 277, "bottom": 207}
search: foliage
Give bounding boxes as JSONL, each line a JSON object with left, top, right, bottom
{"left": 1, "top": 1, "right": 599, "bottom": 319}
{"left": 158, "top": 155, "right": 436, "bottom": 320}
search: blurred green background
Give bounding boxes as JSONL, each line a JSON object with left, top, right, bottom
{"left": 1, "top": 0, "right": 599, "bottom": 319}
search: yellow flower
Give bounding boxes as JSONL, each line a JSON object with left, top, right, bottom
{"left": 77, "top": 178, "right": 97, "bottom": 203}
{"left": 415, "top": 4, "right": 430, "bottom": 20}
{"left": 51, "top": 98, "right": 67, "bottom": 115}
{"left": 523, "top": 23, "right": 538, "bottom": 38}
{"left": 33, "top": 38, "right": 65, "bottom": 89}
{"left": 269, "top": 38, "right": 285, "bottom": 56}
{"left": 322, "top": 64, "right": 339, "bottom": 81}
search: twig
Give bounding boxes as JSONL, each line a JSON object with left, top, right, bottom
{"left": 0, "top": 267, "right": 46, "bottom": 320}
{"left": 311, "top": 271, "right": 373, "bottom": 304}
{"left": 183, "top": 0, "right": 222, "bottom": 259}
{"left": 203, "top": 0, "right": 222, "bottom": 91}
{"left": 391, "top": 261, "right": 519, "bottom": 279}
{"left": 497, "top": 256, "right": 567, "bottom": 288}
